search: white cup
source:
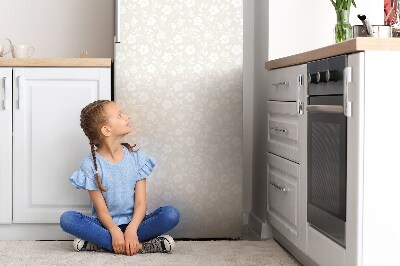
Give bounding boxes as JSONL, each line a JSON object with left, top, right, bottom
{"left": 0, "top": 38, "right": 12, "bottom": 57}
{"left": 11, "top": 44, "right": 34, "bottom": 58}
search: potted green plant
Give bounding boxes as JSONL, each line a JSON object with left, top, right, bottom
{"left": 331, "top": 0, "right": 357, "bottom": 42}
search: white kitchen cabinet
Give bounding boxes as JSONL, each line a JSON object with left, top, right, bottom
{"left": 346, "top": 51, "right": 400, "bottom": 266}
{"left": 266, "top": 65, "right": 304, "bottom": 101}
{"left": 266, "top": 64, "right": 307, "bottom": 253}
{"left": 267, "top": 153, "right": 299, "bottom": 245}
{"left": 0, "top": 67, "right": 110, "bottom": 237}
{"left": 0, "top": 68, "right": 12, "bottom": 224}
{"left": 267, "top": 101, "right": 299, "bottom": 163}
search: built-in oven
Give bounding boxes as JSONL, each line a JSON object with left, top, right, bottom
{"left": 306, "top": 55, "right": 348, "bottom": 248}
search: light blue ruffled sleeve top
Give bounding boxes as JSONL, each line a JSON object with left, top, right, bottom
{"left": 70, "top": 146, "right": 156, "bottom": 226}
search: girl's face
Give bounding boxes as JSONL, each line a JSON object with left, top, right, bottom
{"left": 102, "top": 102, "right": 132, "bottom": 137}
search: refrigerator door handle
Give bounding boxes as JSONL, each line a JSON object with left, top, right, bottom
{"left": 115, "top": 0, "right": 120, "bottom": 43}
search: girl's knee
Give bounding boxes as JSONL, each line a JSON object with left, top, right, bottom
{"left": 60, "top": 211, "right": 80, "bottom": 231}
{"left": 163, "top": 206, "right": 180, "bottom": 226}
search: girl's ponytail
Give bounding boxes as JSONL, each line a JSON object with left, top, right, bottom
{"left": 90, "top": 142, "right": 107, "bottom": 192}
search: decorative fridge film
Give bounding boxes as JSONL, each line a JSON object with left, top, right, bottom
{"left": 114, "top": 0, "right": 243, "bottom": 238}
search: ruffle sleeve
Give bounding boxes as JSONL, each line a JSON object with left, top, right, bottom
{"left": 135, "top": 150, "right": 156, "bottom": 180}
{"left": 70, "top": 159, "right": 99, "bottom": 190}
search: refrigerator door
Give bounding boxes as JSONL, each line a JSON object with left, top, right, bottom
{"left": 114, "top": 0, "right": 243, "bottom": 238}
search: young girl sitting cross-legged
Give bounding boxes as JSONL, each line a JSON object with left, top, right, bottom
{"left": 60, "top": 100, "right": 180, "bottom": 256}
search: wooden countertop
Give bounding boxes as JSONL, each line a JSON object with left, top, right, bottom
{"left": 0, "top": 58, "right": 111, "bottom": 67}
{"left": 265, "top": 37, "right": 400, "bottom": 70}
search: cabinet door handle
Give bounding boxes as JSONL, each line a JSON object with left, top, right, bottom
{"left": 2, "top": 77, "right": 6, "bottom": 110}
{"left": 272, "top": 81, "right": 289, "bottom": 87}
{"left": 17, "top": 76, "right": 23, "bottom": 109}
{"left": 269, "top": 181, "right": 290, "bottom": 192}
{"left": 270, "top": 127, "right": 288, "bottom": 133}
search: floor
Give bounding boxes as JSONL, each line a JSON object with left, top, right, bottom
{"left": 0, "top": 239, "right": 301, "bottom": 266}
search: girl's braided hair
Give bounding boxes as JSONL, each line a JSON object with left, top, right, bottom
{"left": 80, "top": 100, "right": 136, "bottom": 192}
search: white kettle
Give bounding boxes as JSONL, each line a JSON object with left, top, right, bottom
{"left": 0, "top": 38, "right": 12, "bottom": 57}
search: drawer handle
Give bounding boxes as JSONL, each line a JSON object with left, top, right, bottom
{"left": 270, "top": 181, "right": 290, "bottom": 192}
{"left": 272, "top": 81, "right": 289, "bottom": 87}
{"left": 270, "top": 127, "right": 288, "bottom": 133}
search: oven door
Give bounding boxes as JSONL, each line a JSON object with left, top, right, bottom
{"left": 306, "top": 95, "right": 347, "bottom": 248}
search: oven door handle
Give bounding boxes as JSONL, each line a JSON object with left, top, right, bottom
{"left": 306, "top": 105, "right": 343, "bottom": 114}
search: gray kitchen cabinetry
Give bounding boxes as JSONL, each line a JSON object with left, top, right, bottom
{"left": 266, "top": 64, "right": 307, "bottom": 252}
{"left": 267, "top": 48, "right": 400, "bottom": 266}
{"left": 305, "top": 51, "right": 400, "bottom": 266}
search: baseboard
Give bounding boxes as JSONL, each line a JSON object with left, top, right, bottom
{"left": 272, "top": 228, "right": 318, "bottom": 266}
{"left": 242, "top": 224, "right": 260, "bottom": 240}
{"left": 248, "top": 211, "right": 272, "bottom": 239}
{"left": 0, "top": 224, "right": 73, "bottom": 240}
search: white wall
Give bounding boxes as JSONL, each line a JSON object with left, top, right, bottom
{"left": 268, "top": 0, "right": 383, "bottom": 60}
{"left": 0, "top": 0, "right": 114, "bottom": 58}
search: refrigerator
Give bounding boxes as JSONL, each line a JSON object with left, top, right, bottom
{"left": 113, "top": 0, "right": 243, "bottom": 238}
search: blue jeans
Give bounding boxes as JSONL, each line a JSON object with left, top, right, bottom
{"left": 60, "top": 206, "right": 180, "bottom": 252}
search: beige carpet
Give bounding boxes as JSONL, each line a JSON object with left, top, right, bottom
{"left": 0, "top": 239, "right": 301, "bottom": 265}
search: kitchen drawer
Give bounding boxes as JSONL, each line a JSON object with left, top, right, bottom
{"left": 266, "top": 64, "right": 306, "bottom": 101}
{"left": 267, "top": 101, "right": 299, "bottom": 163}
{"left": 267, "top": 153, "right": 299, "bottom": 245}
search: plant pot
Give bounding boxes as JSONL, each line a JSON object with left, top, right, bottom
{"left": 335, "top": 10, "right": 352, "bottom": 43}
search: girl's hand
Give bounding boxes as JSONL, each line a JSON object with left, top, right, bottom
{"left": 110, "top": 227, "right": 126, "bottom": 254}
{"left": 124, "top": 227, "right": 141, "bottom": 256}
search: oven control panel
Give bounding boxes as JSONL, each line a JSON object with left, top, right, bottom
{"left": 309, "top": 70, "right": 338, "bottom": 84}
{"left": 307, "top": 55, "right": 347, "bottom": 96}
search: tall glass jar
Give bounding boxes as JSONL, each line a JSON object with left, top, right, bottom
{"left": 335, "top": 9, "right": 352, "bottom": 43}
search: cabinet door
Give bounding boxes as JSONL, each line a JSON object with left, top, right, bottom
{"left": 266, "top": 64, "right": 306, "bottom": 101}
{"left": 0, "top": 68, "right": 12, "bottom": 224}
{"left": 267, "top": 153, "right": 299, "bottom": 246}
{"left": 267, "top": 101, "right": 299, "bottom": 163}
{"left": 13, "top": 68, "right": 111, "bottom": 223}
